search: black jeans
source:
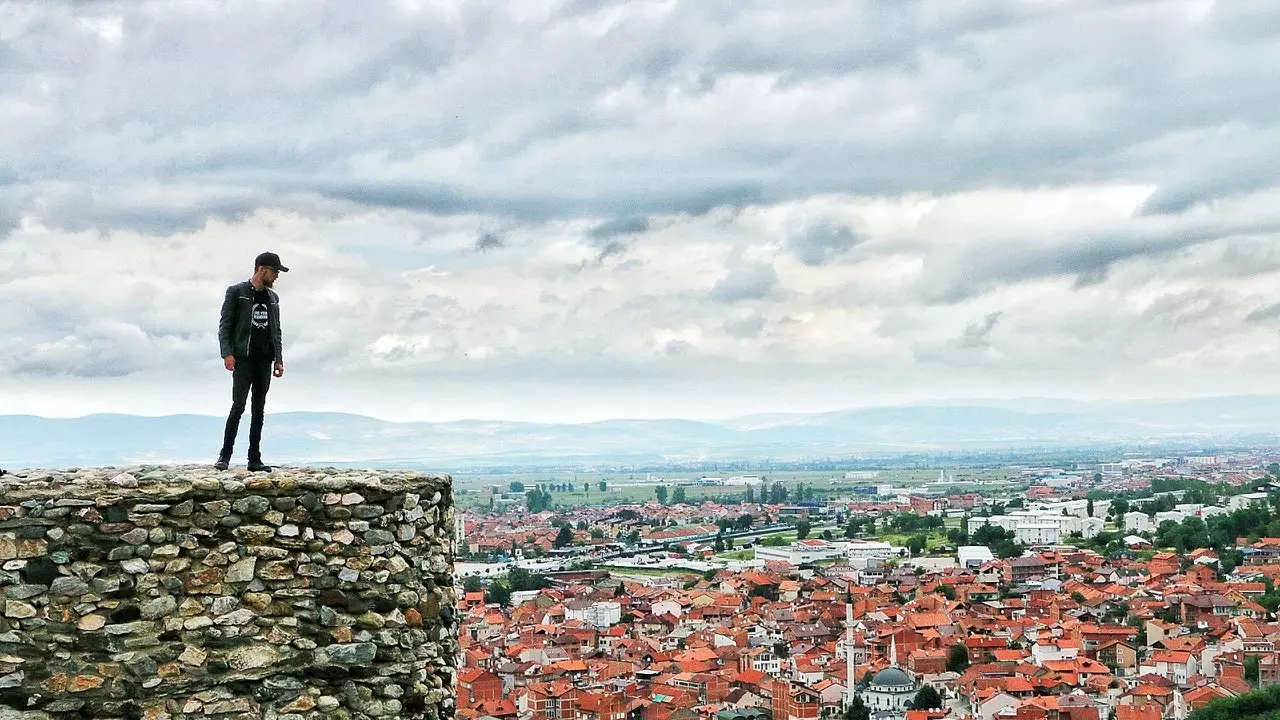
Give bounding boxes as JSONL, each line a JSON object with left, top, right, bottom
{"left": 220, "top": 355, "right": 273, "bottom": 462}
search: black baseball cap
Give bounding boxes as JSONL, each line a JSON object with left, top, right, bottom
{"left": 255, "top": 251, "right": 289, "bottom": 272}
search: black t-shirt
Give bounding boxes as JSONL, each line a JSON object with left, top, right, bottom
{"left": 248, "top": 289, "right": 273, "bottom": 357}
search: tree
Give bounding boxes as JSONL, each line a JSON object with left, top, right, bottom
{"left": 463, "top": 576, "right": 484, "bottom": 593}
{"left": 1246, "top": 656, "right": 1261, "bottom": 687}
{"left": 770, "top": 482, "right": 789, "bottom": 504}
{"left": 1183, "top": 684, "right": 1280, "bottom": 720}
{"left": 599, "top": 480, "right": 607, "bottom": 492}
{"left": 583, "top": 482, "right": 590, "bottom": 493}
{"left": 526, "top": 488, "right": 552, "bottom": 514}
{"left": 510, "top": 481, "right": 526, "bottom": 492}
{"left": 911, "top": 685, "right": 942, "bottom": 710}
{"left": 843, "top": 695, "right": 870, "bottom": 720}
{"left": 947, "top": 644, "right": 970, "bottom": 673}
{"left": 736, "top": 514, "right": 755, "bottom": 530}
{"left": 507, "top": 567, "right": 550, "bottom": 592}
{"left": 797, "top": 519, "right": 812, "bottom": 540}
{"left": 672, "top": 487, "right": 687, "bottom": 505}
{"left": 1087, "top": 498, "right": 1095, "bottom": 517}
{"left": 908, "top": 534, "right": 927, "bottom": 556}
{"left": 972, "top": 524, "right": 1022, "bottom": 558}
{"left": 656, "top": 486, "right": 669, "bottom": 505}
{"left": 554, "top": 525, "right": 574, "bottom": 548}
{"left": 485, "top": 583, "right": 512, "bottom": 606}
{"left": 745, "top": 486, "right": 755, "bottom": 503}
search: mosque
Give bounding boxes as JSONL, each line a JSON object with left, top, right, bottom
{"left": 845, "top": 605, "right": 917, "bottom": 720}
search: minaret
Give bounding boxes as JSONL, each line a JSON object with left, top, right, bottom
{"left": 846, "top": 600, "right": 855, "bottom": 703}
{"left": 890, "top": 634, "right": 898, "bottom": 667}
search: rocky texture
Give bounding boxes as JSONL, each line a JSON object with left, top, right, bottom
{"left": 0, "top": 466, "right": 457, "bottom": 720}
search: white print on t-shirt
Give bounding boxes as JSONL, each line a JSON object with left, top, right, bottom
{"left": 252, "top": 303, "right": 269, "bottom": 329}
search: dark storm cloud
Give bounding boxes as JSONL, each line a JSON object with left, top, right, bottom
{"left": 475, "top": 232, "right": 505, "bottom": 252}
{"left": 960, "top": 312, "right": 1003, "bottom": 349}
{"left": 589, "top": 216, "right": 650, "bottom": 240}
{"left": 1245, "top": 303, "right": 1280, "bottom": 323}
{"left": 4, "top": 1, "right": 1279, "bottom": 234}
{"left": 583, "top": 215, "right": 650, "bottom": 262}
{"left": 924, "top": 214, "right": 1280, "bottom": 302}
{"left": 788, "top": 222, "right": 860, "bottom": 266}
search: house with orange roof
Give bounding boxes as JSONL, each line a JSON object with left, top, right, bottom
{"left": 1183, "top": 685, "right": 1231, "bottom": 709}
{"left": 1115, "top": 702, "right": 1162, "bottom": 720}
{"left": 1141, "top": 650, "right": 1199, "bottom": 686}
{"left": 576, "top": 689, "right": 627, "bottom": 720}
{"left": 1121, "top": 683, "right": 1174, "bottom": 710}
{"left": 770, "top": 678, "right": 821, "bottom": 720}
{"left": 523, "top": 680, "right": 579, "bottom": 720}
{"left": 1095, "top": 639, "right": 1138, "bottom": 677}
{"left": 458, "top": 667, "right": 503, "bottom": 706}
{"left": 908, "top": 648, "right": 948, "bottom": 676}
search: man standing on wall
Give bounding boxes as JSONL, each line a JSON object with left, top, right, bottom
{"left": 216, "top": 252, "right": 288, "bottom": 472}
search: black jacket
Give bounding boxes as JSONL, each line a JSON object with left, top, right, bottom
{"left": 218, "top": 280, "right": 283, "bottom": 362}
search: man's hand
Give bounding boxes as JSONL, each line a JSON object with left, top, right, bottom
{"left": 224, "top": 355, "right": 235, "bottom": 372}
{"left": 274, "top": 362, "right": 285, "bottom": 378}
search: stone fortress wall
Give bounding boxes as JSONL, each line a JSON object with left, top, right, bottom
{"left": 0, "top": 466, "right": 457, "bottom": 720}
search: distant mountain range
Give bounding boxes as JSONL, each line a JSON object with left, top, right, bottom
{"left": 4, "top": 395, "right": 1280, "bottom": 469}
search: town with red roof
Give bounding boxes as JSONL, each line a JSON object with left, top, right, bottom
{"left": 454, "top": 455, "right": 1280, "bottom": 720}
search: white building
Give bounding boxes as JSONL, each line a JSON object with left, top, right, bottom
{"left": 1032, "top": 638, "right": 1080, "bottom": 665}
{"left": 1123, "top": 511, "right": 1151, "bottom": 533}
{"left": 1155, "top": 510, "right": 1187, "bottom": 526}
{"left": 1230, "top": 493, "right": 1270, "bottom": 510}
{"left": 1183, "top": 456, "right": 1219, "bottom": 467}
{"left": 973, "top": 509, "right": 1102, "bottom": 544}
{"left": 1077, "top": 517, "right": 1105, "bottom": 539}
{"left": 1015, "top": 521, "right": 1061, "bottom": 546}
{"left": 958, "top": 546, "right": 995, "bottom": 568}
{"left": 845, "top": 541, "right": 903, "bottom": 560}
{"left": 861, "top": 667, "right": 915, "bottom": 719}
{"left": 565, "top": 600, "right": 622, "bottom": 628}
{"left": 754, "top": 539, "right": 846, "bottom": 565}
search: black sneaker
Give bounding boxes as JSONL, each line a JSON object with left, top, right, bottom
{"left": 213, "top": 457, "right": 229, "bottom": 471}
{"left": 247, "top": 460, "right": 273, "bottom": 473}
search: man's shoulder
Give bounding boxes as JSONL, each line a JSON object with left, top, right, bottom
{"left": 226, "top": 280, "right": 251, "bottom": 294}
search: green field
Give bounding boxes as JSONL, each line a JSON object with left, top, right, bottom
{"left": 453, "top": 467, "right": 1019, "bottom": 511}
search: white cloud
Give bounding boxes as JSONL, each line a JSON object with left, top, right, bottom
{"left": 2, "top": 1, "right": 1280, "bottom": 422}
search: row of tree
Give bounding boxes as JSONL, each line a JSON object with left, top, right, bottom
{"left": 510, "top": 480, "right": 609, "bottom": 493}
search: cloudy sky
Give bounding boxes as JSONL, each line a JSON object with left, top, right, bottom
{"left": 3, "top": 0, "right": 1280, "bottom": 423}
